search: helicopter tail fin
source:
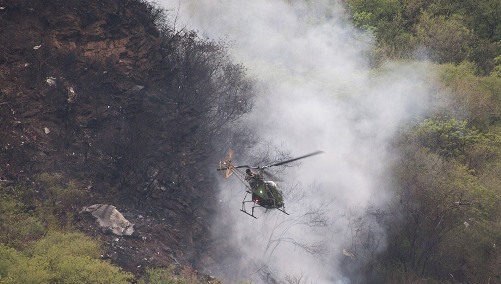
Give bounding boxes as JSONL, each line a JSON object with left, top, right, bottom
{"left": 217, "top": 148, "right": 234, "bottom": 178}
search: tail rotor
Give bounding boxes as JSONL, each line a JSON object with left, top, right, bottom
{"left": 218, "top": 148, "right": 234, "bottom": 178}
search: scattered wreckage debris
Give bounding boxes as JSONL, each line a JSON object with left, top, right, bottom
{"left": 343, "top": 248, "right": 356, "bottom": 260}
{"left": 81, "top": 204, "right": 134, "bottom": 236}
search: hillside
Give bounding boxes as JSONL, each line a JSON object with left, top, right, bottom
{"left": 0, "top": 0, "right": 252, "bottom": 280}
{"left": 1, "top": 0, "right": 500, "bottom": 283}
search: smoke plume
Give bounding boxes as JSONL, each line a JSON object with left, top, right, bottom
{"left": 156, "top": 0, "right": 437, "bottom": 282}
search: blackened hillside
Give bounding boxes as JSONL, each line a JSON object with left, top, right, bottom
{"left": 0, "top": 0, "right": 253, "bottom": 274}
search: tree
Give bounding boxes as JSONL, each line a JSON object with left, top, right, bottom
{"left": 379, "top": 117, "right": 501, "bottom": 282}
{"left": 344, "top": 0, "right": 501, "bottom": 72}
{"left": 415, "top": 11, "right": 473, "bottom": 63}
{"left": 438, "top": 63, "right": 501, "bottom": 130}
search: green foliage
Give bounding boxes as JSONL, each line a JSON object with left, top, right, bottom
{"left": 437, "top": 0, "right": 501, "bottom": 42}
{"left": 0, "top": 247, "right": 51, "bottom": 284}
{"left": 140, "top": 266, "right": 187, "bottom": 284}
{"left": 1, "top": 179, "right": 133, "bottom": 283}
{"left": 0, "top": 232, "right": 133, "bottom": 284}
{"left": 415, "top": 11, "right": 473, "bottom": 63}
{"left": 383, "top": 108, "right": 501, "bottom": 282}
{"left": 439, "top": 219, "right": 501, "bottom": 282}
{"left": 413, "top": 118, "right": 482, "bottom": 158}
{"left": 344, "top": 0, "right": 500, "bottom": 73}
{"left": 0, "top": 245, "right": 21, "bottom": 278}
{"left": 138, "top": 265, "right": 221, "bottom": 284}
{"left": 438, "top": 62, "right": 501, "bottom": 130}
{"left": 0, "top": 194, "right": 45, "bottom": 249}
{"left": 36, "top": 173, "right": 86, "bottom": 228}
{"left": 30, "top": 231, "right": 101, "bottom": 259}
{"left": 348, "top": 0, "right": 416, "bottom": 61}
{"left": 351, "top": 11, "right": 376, "bottom": 33}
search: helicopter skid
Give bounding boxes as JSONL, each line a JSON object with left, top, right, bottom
{"left": 241, "top": 202, "right": 290, "bottom": 219}
{"left": 241, "top": 199, "right": 259, "bottom": 218}
{"left": 277, "top": 207, "right": 290, "bottom": 215}
{"left": 240, "top": 209, "right": 258, "bottom": 219}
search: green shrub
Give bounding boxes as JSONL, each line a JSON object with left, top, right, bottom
{"left": 0, "top": 244, "right": 51, "bottom": 284}
{"left": 0, "top": 194, "right": 46, "bottom": 249}
{"left": 139, "top": 265, "right": 221, "bottom": 284}
{"left": 0, "top": 232, "right": 133, "bottom": 284}
{"left": 30, "top": 231, "right": 101, "bottom": 259}
{"left": 36, "top": 173, "right": 86, "bottom": 228}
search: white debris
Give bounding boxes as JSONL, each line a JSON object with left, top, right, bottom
{"left": 67, "top": 86, "right": 76, "bottom": 103}
{"left": 46, "top": 77, "right": 56, "bottom": 86}
{"left": 131, "top": 85, "right": 144, "bottom": 91}
{"left": 43, "top": 127, "right": 50, "bottom": 134}
{"left": 81, "top": 204, "right": 134, "bottom": 236}
{"left": 33, "top": 45, "right": 42, "bottom": 50}
{"left": 343, "top": 249, "right": 356, "bottom": 260}
{"left": 464, "top": 221, "right": 470, "bottom": 228}
{"left": 0, "top": 7, "right": 6, "bottom": 10}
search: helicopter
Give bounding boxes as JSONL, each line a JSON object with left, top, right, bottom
{"left": 217, "top": 149, "right": 323, "bottom": 218}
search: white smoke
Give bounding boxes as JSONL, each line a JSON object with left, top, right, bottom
{"left": 155, "top": 0, "right": 437, "bottom": 282}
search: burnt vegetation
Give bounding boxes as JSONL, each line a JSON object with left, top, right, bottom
{"left": 1, "top": 0, "right": 500, "bottom": 283}
{"left": 0, "top": 0, "right": 253, "bottom": 280}
{"left": 0, "top": 0, "right": 254, "bottom": 204}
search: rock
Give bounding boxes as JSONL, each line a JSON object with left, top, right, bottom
{"left": 81, "top": 204, "right": 134, "bottom": 236}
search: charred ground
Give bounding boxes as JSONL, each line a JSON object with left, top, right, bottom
{"left": 0, "top": 0, "right": 253, "bottom": 277}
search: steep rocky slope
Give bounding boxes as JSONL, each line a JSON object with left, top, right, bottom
{"left": 0, "top": 0, "right": 252, "bottom": 276}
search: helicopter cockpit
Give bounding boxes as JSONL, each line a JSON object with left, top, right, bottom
{"left": 244, "top": 169, "right": 283, "bottom": 209}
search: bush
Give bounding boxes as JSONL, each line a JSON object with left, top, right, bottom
{"left": 30, "top": 231, "right": 101, "bottom": 259}
{"left": 36, "top": 173, "right": 86, "bottom": 228}
{"left": 0, "top": 232, "right": 133, "bottom": 284}
{"left": 0, "top": 194, "right": 46, "bottom": 249}
{"left": 1, "top": 184, "right": 132, "bottom": 283}
{"left": 139, "top": 265, "right": 221, "bottom": 284}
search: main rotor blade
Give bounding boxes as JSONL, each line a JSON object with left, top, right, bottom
{"left": 217, "top": 164, "right": 256, "bottom": 170}
{"left": 262, "top": 169, "right": 282, "bottom": 181}
{"left": 264, "top": 151, "right": 324, "bottom": 168}
{"left": 234, "top": 165, "right": 251, "bottom": 169}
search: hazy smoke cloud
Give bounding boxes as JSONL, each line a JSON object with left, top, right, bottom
{"left": 156, "top": 0, "right": 437, "bottom": 282}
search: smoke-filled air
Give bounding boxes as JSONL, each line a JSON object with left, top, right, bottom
{"left": 157, "top": 0, "right": 438, "bottom": 283}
